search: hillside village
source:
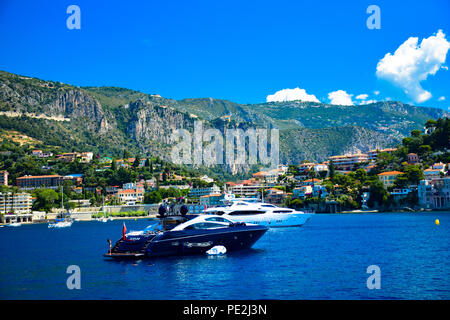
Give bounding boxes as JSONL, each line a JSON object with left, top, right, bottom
{"left": 0, "top": 117, "right": 449, "bottom": 224}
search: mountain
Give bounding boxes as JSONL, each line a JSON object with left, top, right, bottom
{"left": 0, "top": 70, "right": 448, "bottom": 170}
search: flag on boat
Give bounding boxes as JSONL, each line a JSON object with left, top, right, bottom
{"left": 122, "top": 222, "right": 127, "bottom": 240}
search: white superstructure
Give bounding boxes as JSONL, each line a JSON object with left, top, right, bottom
{"left": 204, "top": 200, "right": 313, "bottom": 227}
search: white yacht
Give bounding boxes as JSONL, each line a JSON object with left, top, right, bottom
{"left": 48, "top": 220, "right": 73, "bottom": 228}
{"left": 204, "top": 199, "right": 313, "bottom": 228}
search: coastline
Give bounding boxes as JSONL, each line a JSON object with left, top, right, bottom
{"left": 2, "top": 209, "right": 449, "bottom": 226}
{"left": 0, "top": 213, "right": 159, "bottom": 226}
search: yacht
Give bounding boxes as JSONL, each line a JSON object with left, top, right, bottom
{"left": 104, "top": 215, "right": 268, "bottom": 259}
{"left": 204, "top": 199, "right": 313, "bottom": 227}
{"left": 48, "top": 207, "right": 74, "bottom": 228}
{"left": 49, "top": 187, "right": 74, "bottom": 228}
{"left": 48, "top": 217, "right": 73, "bottom": 228}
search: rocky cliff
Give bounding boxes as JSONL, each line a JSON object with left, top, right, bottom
{"left": 0, "top": 70, "right": 448, "bottom": 169}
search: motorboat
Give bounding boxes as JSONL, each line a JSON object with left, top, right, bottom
{"left": 204, "top": 199, "right": 313, "bottom": 227}
{"left": 104, "top": 214, "right": 268, "bottom": 259}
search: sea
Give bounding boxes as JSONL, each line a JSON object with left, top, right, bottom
{"left": 0, "top": 212, "right": 449, "bottom": 300}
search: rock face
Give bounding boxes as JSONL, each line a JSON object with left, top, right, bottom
{"left": 127, "top": 100, "right": 195, "bottom": 145}
{"left": 55, "top": 90, "right": 104, "bottom": 122}
{"left": 0, "top": 70, "right": 448, "bottom": 168}
{"left": 0, "top": 72, "right": 109, "bottom": 133}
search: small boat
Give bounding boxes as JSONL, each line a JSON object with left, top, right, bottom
{"left": 104, "top": 214, "right": 268, "bottom": 259}
{"left": 48, "top": 206, "right": 74, "bottom": 228}
{"left": 7, "top": 222, "right": 22, "bottom": 227}
{"left": 48, "top": 219, "right": 73, "bottom": 228}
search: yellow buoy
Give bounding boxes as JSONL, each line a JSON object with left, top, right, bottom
{"left": 435, "top": 219, "right": 440, "bottom": 225}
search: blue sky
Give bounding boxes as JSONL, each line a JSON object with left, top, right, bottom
{"left": 0, "top": 0, "right": 449, "bottom": 109}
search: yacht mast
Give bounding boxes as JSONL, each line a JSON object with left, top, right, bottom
{"left": 261, "top": 182, "right": 264, "bottom": 203}
{"left": 61, "top": 184, "right": 63, "bottom": 210}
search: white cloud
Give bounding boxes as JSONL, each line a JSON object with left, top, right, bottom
{"left": 266, "top": 87, "right": 320, "bottom": 103}
{"left": 438, "top": 96, "right": 446, "bottom": 101}
{"left": 376, "top": 30, "right": 450, "bottom": 103}
{"left": 374, "top": 90, "right": 380, "bottom": 95}
{"left": 356, "top": 94, "right": 369, "bottom": 100}
{"left": 328, "top": 90, "right": 354, "bottom": 106}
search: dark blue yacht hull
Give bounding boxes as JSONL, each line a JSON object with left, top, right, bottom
{"left": 105, "top": 224, "right": 268, "bottom": 259}
{"left": 146, "top": 224, "right": 267, "bottom": 257}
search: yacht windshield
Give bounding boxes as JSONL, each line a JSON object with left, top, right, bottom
{"left": 184, "top": 222, "right": 228, "bottom": 230}
{"left": 143, "top": 222, "right": 163, "bottom": 232}
{"left": 227, "top": 210, "right": 265, "bottom": 216}
{"left": 205, "top": 217, "right": 232, "bottom": 223}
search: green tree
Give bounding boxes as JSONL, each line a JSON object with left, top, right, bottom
{"left": 144, "top": 191, "right": 162, "bottom": 204}
{"left": 32, "top": 189, "right": 59, "bottom": 213}
{"left": 395, "top": 165, "right": 424, "bottom": 187}
{"left": 417, "top": 145, "right": 432, "bottom": 159}
{"left": 132, "top": 155, "right": 141, "bottom": 168}
{"left": 411, "top": 129, "right": 422, "bottom": 138}
{"left": 367, "top": 180, "right": 388, "bottom": 208}
{"left": 328, "top": 160, "right": 336, "bottom": 179}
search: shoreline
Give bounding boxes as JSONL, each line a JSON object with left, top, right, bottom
{"left": 0, "top": 214, "right": 159, "bottom": 226}
{"left": 2, "top": 209, "right": 449, "bottom": 226}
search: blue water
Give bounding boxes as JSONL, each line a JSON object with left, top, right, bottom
{"left": 0, "top": 213, "right": 449, "bottom": 300}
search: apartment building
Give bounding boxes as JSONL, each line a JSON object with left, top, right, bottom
{"left": 0, "top": 192, "right": 33, "bottom": 214}
{"left": 328, "top": 153, "right": 369, "bottom": 170}
{"left": 188, "top": 185, "right": 221, "bottom": 198}
{"left": 229, "top": 184, "right": 262, "bottom": 197}
{"left": 16, "top": 175, "right": 63, "bottom": 190}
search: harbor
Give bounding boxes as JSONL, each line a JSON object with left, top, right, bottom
{"left": 0, "top": 0, "right": 449, "bottom": 304}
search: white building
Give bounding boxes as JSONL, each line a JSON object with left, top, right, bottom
{"left": 418, "top": 178, "right": 450, "bottom": 209}
{"left": 200, "top": 175, "right": 214, "bottom": 183}
{"left": 314, "top": 164, "right": 328, "bottom": 173}
{"left": 116, "top": 187, "right": 145, "bottom": 205}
